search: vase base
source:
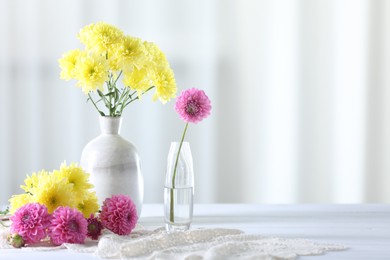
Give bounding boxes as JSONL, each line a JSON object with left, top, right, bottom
{"left": 165, "top": 222, "right": 191, "bottom": 232}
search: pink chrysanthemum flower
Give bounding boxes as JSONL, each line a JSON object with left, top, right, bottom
{"left": 86, "top": 214, "right": 103, "bottom": 240}
{"left": 10, "top": 203, "right": 51, "bottom": 244}
{"left": 175, "top": 88, "right": 211, "bottom": 124}
{"left": 100, "top": 195, "right": 137, "bottom": 235}
{"left": 48, "top": 206, "right": 88, "bottom": 245}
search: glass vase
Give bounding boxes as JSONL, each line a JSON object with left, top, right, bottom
{"left": 164, "top": 141, "right": 194, "bottom": 232}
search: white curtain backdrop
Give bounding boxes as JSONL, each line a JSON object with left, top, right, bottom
{"left": 1, "top": 0, "right": 390, "bottom": 207}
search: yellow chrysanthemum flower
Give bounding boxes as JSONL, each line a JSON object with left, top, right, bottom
{"left": 9, "top": 193, "right": 33, "bottom": 214}
{"left": 58, "top": 49, "right": 84, "bottom": 80}
{"left": 78, "top": 22, "right": 124, "bottom": 56}
{"left": 144, "top": 41, "right": 168, "bottom": 67}
{"left": 114, "top": 35, "right": 148, "bottom": 73}
{"left": 32, "top": 174, "right": 76, "bottom": 213}
{"left": 56, "top": 162, "right": 93, "bottom": 200}
{"left": 77, "top": 191, "right": 99, "bottom": 218}
{"left": 151, "top": 66, "right": 177, "bottom": 104}
{"left": 123, "top": 67, "right": 153, "bottom": 96}
{"left": 108, "top": 55, "right": 122, "bottom": 72}
{"left": 75, "top": 54, "right": 109, "bottom": 94}
{"left": 20, "top": 170, "right": 49, "bottom": 193}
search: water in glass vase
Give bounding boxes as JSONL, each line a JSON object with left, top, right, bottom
{"left": 164, "top": 186, "right": 193, "bottom": 232}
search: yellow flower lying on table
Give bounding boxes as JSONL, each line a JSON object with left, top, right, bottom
{"left": 9, "top": 162, "right": 98, "bottom": 217}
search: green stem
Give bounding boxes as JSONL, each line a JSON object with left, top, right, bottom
{"left": 172, "top": 123, "right": 189, "bottom": 188}
{"left": 170, "top": 122, "right": 189, "bottom": 223}
{"left": 118, "top": 88, "right": 130, "bottom": 115}
{"left": 129, "top": 90, "right": 138, "bottom": 100}
{"left": 118, "top": 88, "right": 128, "bottom": 105}
{"left": 113, "top": 71, "right": 122, "bottom": 86}
{"left": 119, "top": 87, "right": 129, "bottom": 103}
{"left": 169, "top": 188, "right": 175, "bottom": 224}
{"left": 88, "top": 93, "right": 105, "bottom": 116}
{"left": 121, "top": 86, "right": 155, "bottom": 113}
{"left": 107, "top": 78, "right": 115, "bottom": 116}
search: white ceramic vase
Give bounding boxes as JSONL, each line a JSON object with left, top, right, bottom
{"left": 80, "top": 116, "right": 144, "bottom": 217}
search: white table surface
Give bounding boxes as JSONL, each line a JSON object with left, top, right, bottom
{"left": 1, "top": 204, "right": 389, "bottom": 259}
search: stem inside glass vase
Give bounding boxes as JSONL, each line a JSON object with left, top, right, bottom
{"left": 170, "top": 123, "right": 189, "bottom": 223}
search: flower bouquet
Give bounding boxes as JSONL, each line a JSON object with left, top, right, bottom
{"left": 59, "top": 22, "right": 177, "bottom": 116}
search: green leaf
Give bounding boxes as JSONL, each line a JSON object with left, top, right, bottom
{"left": 0, "top": 207, "right": 9, "bottom": 215}
{"left": 104, "top": 91, "right": 116, "bottom": 97}
{"left": 115, "top": 88, "right": 120, "bottom": 103}
{"left": 97, "top": 89, "right": 105, "bottom": 98}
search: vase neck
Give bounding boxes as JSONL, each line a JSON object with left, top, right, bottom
{"left": 99, "top": 116, "right": 122, "bottom": 135}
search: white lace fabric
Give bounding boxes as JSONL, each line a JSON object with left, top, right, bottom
{"left": 0, "top": 224, "right": 346, "bottom": 259}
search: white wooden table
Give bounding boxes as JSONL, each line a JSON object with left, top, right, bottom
{"left": 1, "top": 204, "right": 390, "bottom": 259}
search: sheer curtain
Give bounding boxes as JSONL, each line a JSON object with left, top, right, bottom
{"left": 0, "top": 0, "right": 389, "bottom": 207}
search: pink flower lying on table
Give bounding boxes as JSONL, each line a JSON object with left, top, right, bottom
{"left": 86, "top": 214, "right": 103, "bottom": 240}
{"left": 100, "top": 194, "right": 137, "bottom": 235}
{"left": 48, "top": 206, "right": 88, "bottom": 245}
{"left": 10, "top": 203, "right": 51, "bottom": 244}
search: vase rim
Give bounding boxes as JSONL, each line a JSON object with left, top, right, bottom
{"left": 100, "top": 115, "right": 122, "bottom": 119}
{"left": 170, "top": 141, "right": 190, "bottom": 147}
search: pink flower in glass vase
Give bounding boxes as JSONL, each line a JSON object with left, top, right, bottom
{"left": 100, "top": 194, "right": 137, "bottom": 235}
{"left": 172, "top": 88, "right": 211, "bottom": 176}
{"left": 10, "top": 203, "right": 51, "bottom": 244}
{"left": 48, "top": 206, "right": 88, "bottom": 245}
{"left": 167, "top": 88, "right": 211, "bottom": 224}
